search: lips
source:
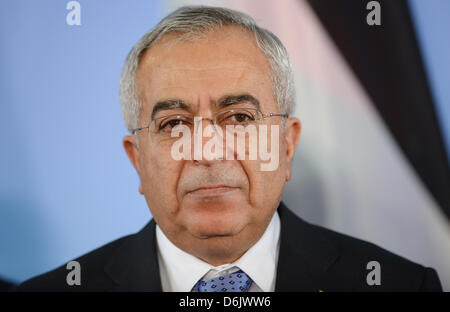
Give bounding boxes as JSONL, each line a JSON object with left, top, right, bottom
{"left": 187, "top": 185, "right": 239, "bottom": 196}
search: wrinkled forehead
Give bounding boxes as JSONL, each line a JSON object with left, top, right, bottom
{"left": 135, "top": 26, "right": 277, "bottom": 117}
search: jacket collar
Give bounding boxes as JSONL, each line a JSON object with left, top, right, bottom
{"left": 275, "top": 202, "right": 340, "bottom": 291}
{"left": 104, "top": 219, "right": 162, "bottom": 291}
{"left": 104, "top": 201, "right": 340, "bottom": 292}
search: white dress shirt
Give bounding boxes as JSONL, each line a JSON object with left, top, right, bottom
{"left": 156, "top": 211, "right": 281, "bottom": 292}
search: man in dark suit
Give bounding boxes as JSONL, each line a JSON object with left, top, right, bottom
{"left": 17, "top": 6, "right": 442, "bottom": 292}
{"left": 17, "top": 202, "right": 441, "bottom": 291}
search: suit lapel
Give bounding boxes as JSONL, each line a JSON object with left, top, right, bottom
{"left": 275, "top": 202, "right": 340, "bottom": 292}
{"left": 104, "top": 219, "right": 162, "bottom": 291}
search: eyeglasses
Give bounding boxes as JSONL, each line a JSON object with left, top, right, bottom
{"left": 131, "top": 107, "right": 288, "bottom": 138}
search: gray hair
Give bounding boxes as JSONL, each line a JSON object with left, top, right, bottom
{"left": 120, "top": 5, "right": 295, "bottom": 133}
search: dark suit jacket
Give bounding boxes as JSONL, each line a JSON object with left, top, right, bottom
{"left": 1, "top": 279, "right": 15, "bottom": 292}
{"left": 16, "top": 202, "right": 442, "bottom": 291}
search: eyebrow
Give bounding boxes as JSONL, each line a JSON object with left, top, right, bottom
{"left": 216, "top": 94, "right": 260, "bottom": 110}
{"left": 150, "top": 93, "right": 260, "bottom": 119}
{"left": 151, "top": 100, "right": 190, "bottom": 119}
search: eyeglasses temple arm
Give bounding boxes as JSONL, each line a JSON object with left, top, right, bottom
{"left": 131, "top": 125, "right": 150, "bottom": 134}
{"left": 262, "top": 113, "right": 289, "bottom": 119}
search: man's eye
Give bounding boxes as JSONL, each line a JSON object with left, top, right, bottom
{"left": 231, "top": 113, "right": 252, "bottom": 123}
{"left": 159, "top": 119, "right": 190, "bottom": 131}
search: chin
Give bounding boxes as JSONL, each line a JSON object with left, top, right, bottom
{"left": 180, "top": 196, "right": 250, "bottom": 239}
{"left": 193, "top": 220, "right": 245, "bottom": 239}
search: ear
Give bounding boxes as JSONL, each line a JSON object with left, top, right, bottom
{"left": 123, "top": 135, "right": 144, "bottom": 195}
{"left": 284, "top": 118, "right": 301, "bottom": 181}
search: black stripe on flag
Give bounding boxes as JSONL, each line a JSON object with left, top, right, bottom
{"left": 306, "top": 0, "right": 450, "bottom": 218}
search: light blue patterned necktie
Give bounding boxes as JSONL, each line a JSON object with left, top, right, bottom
{"left": 192, "top": 269, "right": 253, "bottom": 292}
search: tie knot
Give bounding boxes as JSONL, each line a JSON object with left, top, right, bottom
{"left": 192, "top": 269, "right": 253, "bottom": 292}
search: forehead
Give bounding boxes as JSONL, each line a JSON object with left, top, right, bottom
{"left": 135, "top": 26, "right": 276, "bottom": 114}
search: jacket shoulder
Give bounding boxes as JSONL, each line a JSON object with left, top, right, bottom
{"left": 305, "top": 220, "right": 442, "bottom": 291}
{"left": 15, "top": 233, "right": 136, "bottom": 292}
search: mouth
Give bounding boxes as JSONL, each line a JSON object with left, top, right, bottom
{"left": 186, "top": 185, "right": 239, "bottom": 197}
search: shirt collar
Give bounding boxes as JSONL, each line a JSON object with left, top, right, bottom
{"left": 156, "top": 211, "right": 281, "bottom": 292}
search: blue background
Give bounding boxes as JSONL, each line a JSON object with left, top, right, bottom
{"left": 0, "top": 0, "right": 449, "bottom": 283}
{"left": 409, "top": 0, "right": 450, "bottom": 160}
{"left": 0, "top": 0, "right": 163, "bottom": 282}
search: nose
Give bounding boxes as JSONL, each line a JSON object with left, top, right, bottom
{"left": 192, "top": 117, "right": 225, "bottom": 165}
{"left": 193, "top": 117, "right": 216, "bottom": 136}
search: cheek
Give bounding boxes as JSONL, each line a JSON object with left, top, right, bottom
{"left": 245, "top": 162, "right": 285, "bottom": 206}
{"left": 278, "top": 132, "right": 288, "bottom": 169}
{"left": 140, "top": 148, "right": 184, "bottom": 211}
{"left": 242, "top": 130, "right": 287, "bottom": 206}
